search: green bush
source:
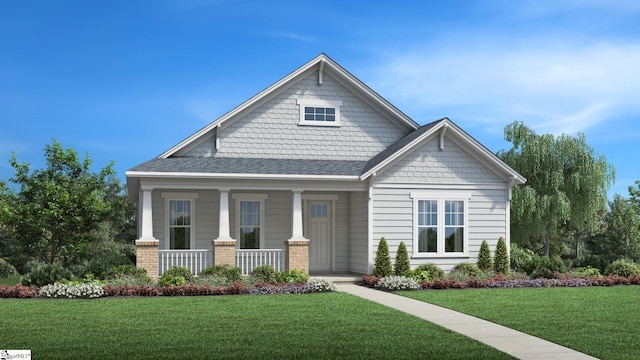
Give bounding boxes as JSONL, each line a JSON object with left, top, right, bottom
{"left": 104, "top": 265, "right": 148, "bottom": 279}
{"left": 410, "top": 263, "right": 444, "bottom": 282}
{"left": 159, "top": 266, "right": 193, "bottom": 286}
{"left": 281, "top": 269, "right": 309, "bottom": 283}
{"left": 86, "top": 251, "right": 133, "bottom": 279}
{"left": 200, "top": 264, "right": 242, "bottom": 282}
{"left": 394, "top": 241, "right": 411, "bottom": 276}
{"left": 494, "top": 237, "right": 510, "bottom": 274}
{"left": 570, "top": 266, "right": 602, "bottom": 277}
{"left": 477, "top": 240, "right": 493, "bottom": 271}
{"left": 451, "top": 262, "right": 482, "bottom": 278}
{"left": 530, "top": 256, "right": 566, "bottom": 279}
{"left": 373, "top": 237, "right": 392, "bottom": 277}
{"left": 604, "top": 259, "right": 640, "bottom": 277}
{"left": 0, "top": 258, "right": 17, "bottom": 278}
{"left": 251, "top": 265, "right": 281, "bottom": 284}
{"left": 21, "top": 261, "right": 74, "bottom": 287}
{"left": 510, "top": 243, "right": 538, "bottom": 274}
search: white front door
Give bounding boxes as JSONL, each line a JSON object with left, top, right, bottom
{"left": 307, "top": 201, "right": 331, "bottom": 272}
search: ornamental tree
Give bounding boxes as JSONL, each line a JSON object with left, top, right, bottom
{"left": 498, "top": 121, "right": 614, "bottom": 256}
{"left": 394, "top": 241, "right": 411, "bottom": 276}
{"left": 3, "top": 140, "right": 115, "bottom": 265}
{"left": 477, "top": 240, "right": 493, "bottom": 271}
{"left": 373, "top": 237, "right": 392, "bottom": 277}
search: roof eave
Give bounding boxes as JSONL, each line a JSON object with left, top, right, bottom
{"left": 125, "top": 170, "right": 361, "bottom": 182}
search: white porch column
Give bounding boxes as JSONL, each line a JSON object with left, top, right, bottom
{"left": 139, "top": 186, "right": 156, "bottom": 241}
{"left": 289, "top": 189, "right": 307, "bottom": 241}
{"left": 215, "top": 187, "right": 234, "bottom": 241}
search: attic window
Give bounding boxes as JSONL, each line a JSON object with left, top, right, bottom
{"left": 297, "top": 99, "right": 342, "bottom": 127}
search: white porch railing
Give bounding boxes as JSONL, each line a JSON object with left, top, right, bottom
{"left": 236, "top": 249, "right": 287, "bottom": 275}
{"left": 159, "top": 249, "right": 213, "bottom": 276}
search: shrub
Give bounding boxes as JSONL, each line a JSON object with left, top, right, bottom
{"left": 530, "top": 256, "right": 566, "bottom": 279}
{"left": 0, "top": 258, "right": 17, "bottom": 278}
{"left": 375, "top": 276, "right": 419, "bottom": 291}
{"left": 451, "top": 262, "right": 482, "bottom": 278}
{"left": 510, "top": 243, "right": 538, "bottom": 274}
{"left": 477, "top": 240, "right": 493, "bottom": 271}
{"left": 281, "top": 269, "right": 309, "bottom": 284}
{"left": 494, "top": 237, "right": 510, "bottom": 274}
{"left": 192, "top": 275, "right": 234, "bottom": 287}
{"left": 361, "top": 274, "right": 381, "bottom": 286}
{"left": 21, "top": 261, "right": 73, "bottom": 287}
{"left": 38, "top": 282, "right": 105, "bottom": 299}
{"left": 200, "top": 264, "right": 242, "bottom": 282}
{"left": 103, "top": 265, "right": 149, "bottom": 279}
{"left": 373, "top": 237, "right": 392, "bottom": 277}
{"left": 394, "top": 241, "right": 411, "bottom": 276}
{"left": 105, "top": 274, "right": 154, "bottom": 287}
{"left": 570, "top": 266, "right": 602, "bottom": 277}
{"left": 102, "top": 284, "right": 159, "bottom": 297}
{"left": 410, "top": 263, "right": 444, "bottom": 282}
{"left": 250, "top": 265, "right": 281, "bottom": 284}
{"left": 86, "top": 251, "right": 133, "bottom": 279}
{"left": 159, "top": 266, "right": 193, "bottom": 286}
{"left": 605, "top": 259, "right": 640, "bottom": 277}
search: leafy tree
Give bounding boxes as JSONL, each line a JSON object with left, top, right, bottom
{"left": 393, "top": 241, "right": 410, "bottom": 276}
{"left": 587, "top": 193, "right": 640, "bottom": 264}
{"left": 498, "top": 121, "right": 614, "bottom": 256}
{"left": 477, "top": 240, "right": 493, "bottom": 271}
{"left": 3, "top": 140, "right": 115, "bottom": 266}
{"left": 373, "top": 237, "right": 392, "bottom": 277}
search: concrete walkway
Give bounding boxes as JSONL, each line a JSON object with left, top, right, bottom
{"left": 336, "top": 283, "right": 598, "bottom": 360}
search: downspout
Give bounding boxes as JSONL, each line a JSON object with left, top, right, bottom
{"left": 506, "top": 175, "right": 517, "bottom": 252}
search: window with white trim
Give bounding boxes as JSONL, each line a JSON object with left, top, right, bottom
{"left": 296, "top": 99, "right": 342, "bottom": 126}
{"left": 412, "top": 192, "right": 469, "bottom": 256}
{"left": 162, "top": 192, "right": 198, "bottom": 250}
{"left": 233, "top": 193, "right": 268, "bottom": 249}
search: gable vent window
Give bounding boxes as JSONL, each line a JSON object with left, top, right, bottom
{"left": 297, "top": 99, "right": 342, "bottom": 127}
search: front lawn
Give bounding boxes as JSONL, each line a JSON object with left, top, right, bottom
{"left": 0, "top": 293, "right": 513, "bottom": 359}
{"left": 401, "top": 286, "right": 640, "bottom": 360}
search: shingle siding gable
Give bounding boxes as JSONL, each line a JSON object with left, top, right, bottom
{"left": 211, "top": 71, "right": 408, "bottom": 161}
{"left": 376, "top": 136, "right": 505, "bottom": 184}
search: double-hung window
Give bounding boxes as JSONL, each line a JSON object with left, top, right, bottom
{"left": 296, "top": 99, "right": 342, "bottom": 127}
{"left": 412, "top": 192, "right": 469, "bottom": 256}
{"left": 162, "top": 193, "right": 198, "bottom": 250}
{"left": 233, "top": 193, "right": 268, "bottom": 249}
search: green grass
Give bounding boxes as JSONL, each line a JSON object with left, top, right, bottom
{"left": 0, "top": 292, "right": 513, "bottom": 359}
{"left": 0, "top": 275, "right": 21, "bottom": 286}
{"left": 401, "top": 286, "right": 640, "bottom": 360}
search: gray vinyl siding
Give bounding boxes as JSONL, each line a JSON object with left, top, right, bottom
{"left": 371, "top": 186, "right": 508, "bottom": 272}
{"left": 184, "top": 71, "right": 408, "bottom": 161}
{"left": 376, "top": 136, "right": 504, "bottom": 184}
{"left": 350, "top": 191, "right": 369, "bottom": 274}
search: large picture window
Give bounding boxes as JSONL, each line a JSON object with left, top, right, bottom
{"left": 412, "top": 193, "right": 469, "bottom": 256}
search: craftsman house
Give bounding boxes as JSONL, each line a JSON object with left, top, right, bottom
{"left": 126, "top": 54, "right": 525, "bottom": 280}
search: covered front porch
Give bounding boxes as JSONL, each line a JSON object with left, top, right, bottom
{"left": 132, "top": 180, "right": 369, "bottom": 281}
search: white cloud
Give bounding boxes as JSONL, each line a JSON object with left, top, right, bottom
{"left": 367, "top": 41, "right": 640, "bottom": 136}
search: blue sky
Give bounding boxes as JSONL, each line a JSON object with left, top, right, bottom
{"left": 1, "top": 0, "right": 639, "bottom": 198}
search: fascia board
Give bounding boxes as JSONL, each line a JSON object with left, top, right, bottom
{"left": 125, "top": 170, "right": 361, "bottom": 182}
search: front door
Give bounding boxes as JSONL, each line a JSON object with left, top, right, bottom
{"left": 307, "top": 201, "right": 331, "bottom": 273}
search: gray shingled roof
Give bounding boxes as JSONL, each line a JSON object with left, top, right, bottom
{"left": 129, "top": 157, "right": 368, "bottom": 176}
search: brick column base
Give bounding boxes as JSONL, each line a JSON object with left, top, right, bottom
{"left": 136, "top": 239, "right": 159, "bottom": 283}
{"left": 285, "top": 239, "right": 309, "bottom": 273}
{"left": 213, "top": 240, "right": 237, "bottom": 266}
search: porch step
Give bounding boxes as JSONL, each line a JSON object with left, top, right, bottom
{"left": 310, "top": 274, "right": 362, "bottom": 283}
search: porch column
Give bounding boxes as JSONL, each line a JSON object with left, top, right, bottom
{"left": 136, "top": 186, "right": 159, "bottom": 282}
{"left": 285, "top": 189, "right": 309, "bottom": 272}
{"left": 213, "top": 187, "right": 236, "bottom": 266}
